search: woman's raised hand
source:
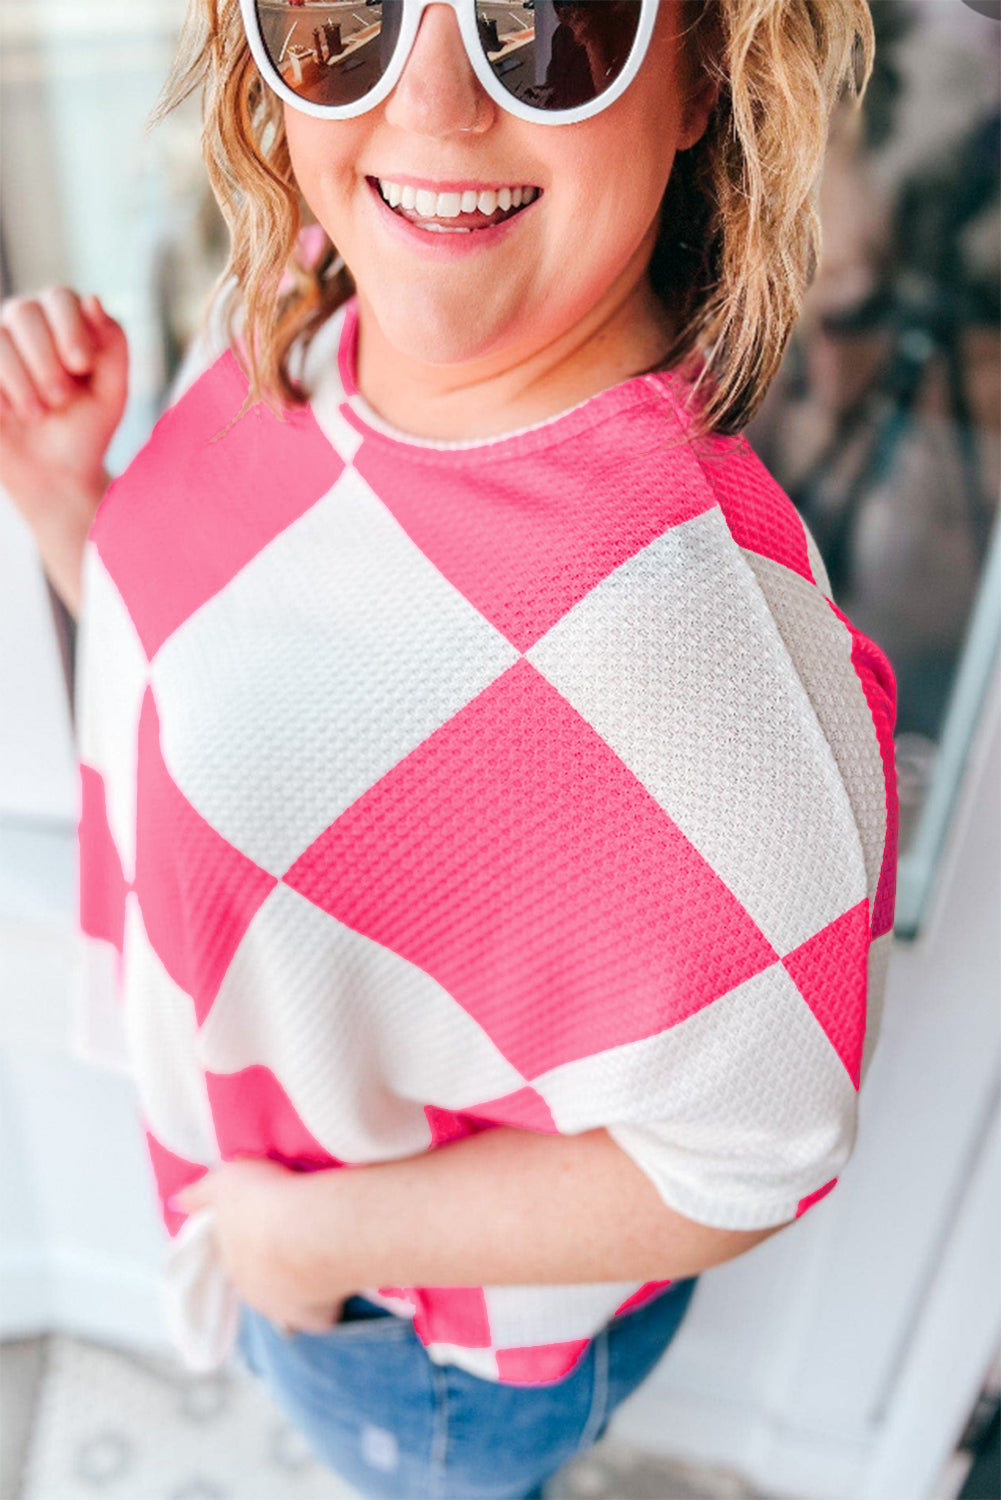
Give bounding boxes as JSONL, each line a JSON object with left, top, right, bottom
{"left": 0, "top": 286, "right": 128, "bottom": 524}
{"left": 0, "top": 287, "right": 129, "bottom": 616}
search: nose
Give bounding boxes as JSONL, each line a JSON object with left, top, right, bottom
{"left": 383, "top": 2, "right": 495, "bottom": 138}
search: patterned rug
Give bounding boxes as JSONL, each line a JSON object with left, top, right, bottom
{"left": 15, "top": 1333, "right": 769, "bottom": 1500}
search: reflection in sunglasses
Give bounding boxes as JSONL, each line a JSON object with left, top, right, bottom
{"left": 255, "top": 0, "right": 640, "bottom": 111}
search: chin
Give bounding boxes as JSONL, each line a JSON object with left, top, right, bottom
{"left": 369, "top": 290, "right": 514, "bottom": 367}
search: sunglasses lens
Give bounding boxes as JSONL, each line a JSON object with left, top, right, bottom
{"left": 475, "top": 0, "right": 642, "bottom": 112}
{"left": 253, "top": 0, "right": 404, "bottom": 107}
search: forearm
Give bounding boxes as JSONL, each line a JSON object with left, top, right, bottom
{"left": 31, "top": 467, "right": 111, "bottom": 619}
{"left": 294, "top": 1125, "right": 788, "bottom": 1296}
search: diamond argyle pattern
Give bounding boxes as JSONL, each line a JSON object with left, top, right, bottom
{"left": 73, "top": 295, "right": 898, "bottom": 1383}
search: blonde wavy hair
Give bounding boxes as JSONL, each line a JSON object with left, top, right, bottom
{"left": 150, "top": 0, "right": 874, "bottom": 439}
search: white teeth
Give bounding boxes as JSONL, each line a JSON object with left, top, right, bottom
{"left": 376, "top": 178, "right": 539, "bottom": 221}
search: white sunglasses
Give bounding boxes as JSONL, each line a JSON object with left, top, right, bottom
{"left": 239, "top": 0, "right": 663, "bottom": 126}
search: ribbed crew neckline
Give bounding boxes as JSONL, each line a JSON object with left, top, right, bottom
{"left": 333, "top": 294, "right": 683, "bottom": 463}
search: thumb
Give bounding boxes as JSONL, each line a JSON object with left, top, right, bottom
{"left": 80, "top": 292, "right": 114, "bottom": 338}
{"left": 79, "top": 292, "right": 128, "bottom": 406}
{"left": 79, "top": 293, "right": 127, "bottom": 358}
{"left": 80, "top": 291, "right": 117, "bottom": 324}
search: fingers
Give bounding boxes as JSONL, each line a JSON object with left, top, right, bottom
{"left": 40, "top": 285, "right": 99, "bottom": 376}
{"left": 79, "top": 292, "right": 124, "bottom": 359}
{"left": 0, "top": 326, "right": 47, "bottom": 422}
{"left": 0, "top": 286, "right": 99, "bottom": 421}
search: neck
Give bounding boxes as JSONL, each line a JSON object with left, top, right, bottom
{"left": 352, "top": 240, "right": 674, "bottom": 443}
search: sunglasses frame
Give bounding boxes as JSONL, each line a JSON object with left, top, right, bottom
{"left": 239, "top": 0, "right": 662, "bottom": 126}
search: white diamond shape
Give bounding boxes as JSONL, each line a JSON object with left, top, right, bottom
{"left": 526, "top": 507, "right": 866, "bottom": 954}
{"left": 151, "top": 467, "right": 519, "bottom": 874}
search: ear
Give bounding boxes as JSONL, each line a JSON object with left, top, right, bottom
{"left": 677, "top": 72, "right": 721, "bottom": 152}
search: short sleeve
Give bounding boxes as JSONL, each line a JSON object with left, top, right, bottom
{"left": 591, "top": 444, "right": 899, "bottom": 1234}
{"left": 602, "top": 953, "right": 863, "bottom": 1233}
{"left": 604, "top": 920, "right": 896, "bottom": 1232}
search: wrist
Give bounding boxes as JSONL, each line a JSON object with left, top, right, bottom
{"left": 32, "top": 467, "right": 111, "bottom": 619}
{"left": 281, "top": 1164, "right": 359, "bottom": 1298}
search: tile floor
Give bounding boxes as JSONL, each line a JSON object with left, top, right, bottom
{"left": 1, "top": 1333, "right": 776, "bottom": 1500}
{"left": 2, "top": 1333, "right": 979, "bottom": 1500}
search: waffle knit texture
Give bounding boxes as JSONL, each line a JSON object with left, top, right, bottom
{"left": 73, "top": 293, "right": 899, "bottom": 1383}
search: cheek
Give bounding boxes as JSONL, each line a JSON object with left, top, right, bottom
{"left": 282, "top": 109, "right": 359, "bottom": 201}
{"left": 283, "top": 113, "right": 319, "bottom": 202}
{"left": 550, "top": 133, "right": 666, "bottom": 269}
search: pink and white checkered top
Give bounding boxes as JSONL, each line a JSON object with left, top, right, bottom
{"left": 72, "top": 293, "right": 899, "bottom": 1383}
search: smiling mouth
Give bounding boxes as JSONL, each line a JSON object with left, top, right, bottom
{"left": 366, "top": 176, "right": 541, "bottom": 232}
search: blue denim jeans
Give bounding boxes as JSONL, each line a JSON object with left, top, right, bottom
{"left": 234, "top": 1278, "right": 699, "bottom": 1500}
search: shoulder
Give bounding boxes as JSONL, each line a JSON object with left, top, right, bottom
{"left": 641, "top": 377, "right": 835, "bottom": 599}
{"left": 82, "top": 325, "right": 339, "bottom": 663}
{"left": 633, "top": 384, "right": 899, "bottom": 948}
{"left": 646, "top": 396, "right": 897, "bottom": 730}
{"left": 87, "top": 286, "right": 341, "bottom": 568}
{"left": 706, "top": 428, "right": 896, "bottom": 729}
{"left": 86, "top": 342, "right": 249, "bottom": 557}
{"left": 91, "top": 240, "right": 342, "bottom": 554}
{"left": 686, "top": 422, "right": 899, "bottom": 944}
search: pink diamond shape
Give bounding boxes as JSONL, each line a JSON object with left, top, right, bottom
{"left": 78, "top": 763, "right": 127, "bottom": 953}
{"left": 350, "top": 412, "right": 711, "bottom": 652}
{"left": 456, "top": 1087, "right": 557, "bottom": 1133}
{"left": 206, "top": 1064, "right": 342, "bottom": 1171}
{"left": 796, "top": 1178, "right": 838, "bottom": 1217}
{"left": 412, "top": 1287, "right": 491, "bottom": 1349}
{"left": 134, "top": 686, "right": 276, "bottom": 1023}
{"left": 701, "top": 432, "right": 816, "bottom": 582}
{"left": 782, "top": 899, "right": 870, "bottom": 1089}
{"left": 143, "top": 1126, "right": 209, "bottom": 1238}
{"left": 496, "top": 1339, "right": 592, "bottom": 1383}
{"left": 613, "top": 1282, "right": 676, "bottom": 1317}
{"left": 838, "top": 609, "right": 899, "bottom": 942}
{"left": 90, "top": 352, "right": 344, "bottom": 659}
{"left": 423, "top": 1107, "right": 491, "bottom": 1146}
{"left": 286, "top": 659, "right": 777, "bottom": 1078}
